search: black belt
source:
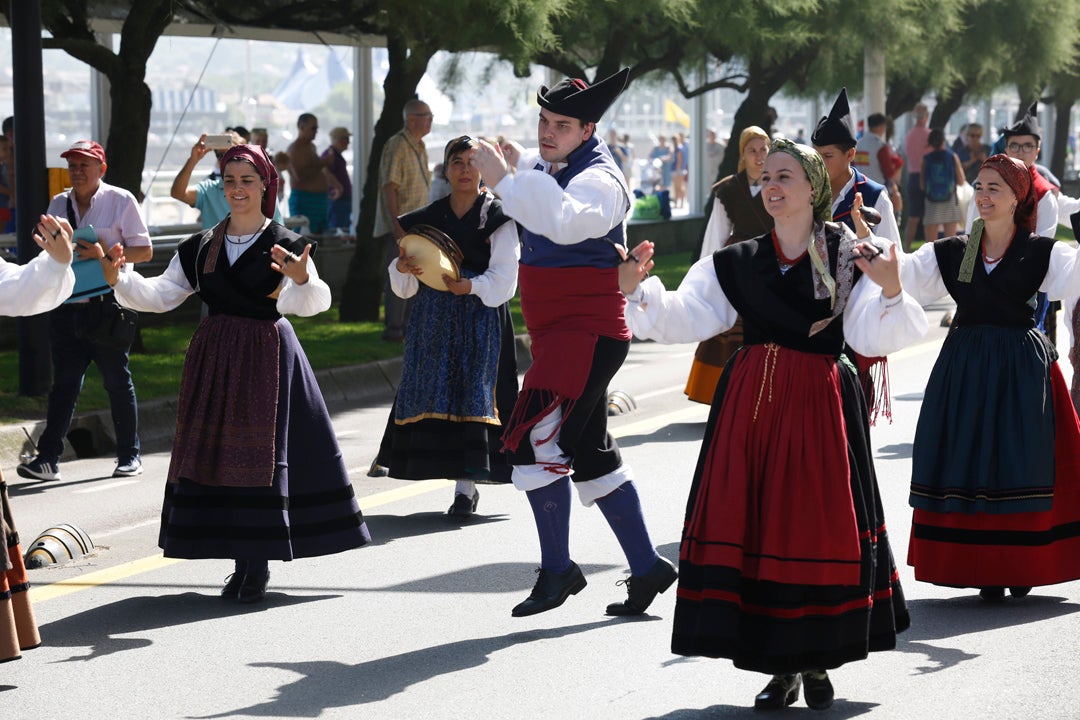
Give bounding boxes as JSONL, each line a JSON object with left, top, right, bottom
{"left": 85, "top": 291, "right": 115, "bottom": 304}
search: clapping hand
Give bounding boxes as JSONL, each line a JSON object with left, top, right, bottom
{"left": 271, "top": 243, "right": 311, "bottom": 285}
{"left": 33, "top": 214, "right": 74, "bottom": 265}
{"left": 617, "top": 240, "right": 655, "bottom": 295}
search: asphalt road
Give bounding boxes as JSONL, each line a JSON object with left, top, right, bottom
{"left": 4, "top": 298, "right": 1080, "bottom": 719}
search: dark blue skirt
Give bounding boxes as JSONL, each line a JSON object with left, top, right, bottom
{"left": 377, "top": 278, "right": 518, "bottom": 482}
{"left": 159, "top": 317, "right": 371, "bottom": 560}
{"left": 911, "top": 325, "right": 1056, "bottom": 514}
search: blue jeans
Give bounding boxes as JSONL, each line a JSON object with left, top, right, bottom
{"left": 327, "top": 195, "right": 351, "bottom": 230}
{"left": 38, "top": 296, "right": 140, "bottom": 463}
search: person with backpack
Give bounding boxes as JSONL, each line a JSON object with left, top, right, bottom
{"left": 919, "top": 127, "right": 966, "bottom": 242}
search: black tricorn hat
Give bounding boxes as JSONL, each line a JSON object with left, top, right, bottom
{"left": 811, "top": 87, "right": 857, "bottom": 148}
{"left": 1003, "top": 102, "right": 1041, "bottom": 140}
{"left": 537, "top": 68, "right": 630, "bottom": 123}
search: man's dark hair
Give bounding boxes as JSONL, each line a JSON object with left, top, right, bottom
{"left": 867, "top": 113, "right": 887, "bottom": 130}
{"left": 2, "top": 116, "right": 12, "bottom": 136}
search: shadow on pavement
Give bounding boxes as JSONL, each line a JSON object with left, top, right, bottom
{"left": 893, "top": 392, "right": 926, "bottom": 403}
{"left": 617, "top": 421, "right": 707, "bottom": 448}
{"left": 187, "top": 619, "right": 629, "bottom": 719}
{"left": 38, "top": 591, "right": 334, "bottom": 662}
{"left": 362, "top": 511, "right": 510, "bottom": 544}
{"left": 641, "top": 700, "right": 878, "bottom": 718}
{"left": 362, "top": 561, "right": 622, "bottom": 594}
{"left": 897, "top": 594, "right": 1079, "bottom": 674}
{"left": 7, "top": 473, "right": 125, "bottom": 496}
{"left": 875, "top": 442, "right": 913, "bottom": 460}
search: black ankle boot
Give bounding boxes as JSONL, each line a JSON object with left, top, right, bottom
{"left": 801, "top": 670, "right": 834, "bottom": 710}
{"left": 754, "top": 674, "right": 801, "bottom": 710}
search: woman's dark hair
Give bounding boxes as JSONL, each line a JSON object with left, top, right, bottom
{"left": 442, "top": 135, "right": 478, "bottom": 180}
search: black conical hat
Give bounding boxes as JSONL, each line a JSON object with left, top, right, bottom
{"left": 537, "top": 68, "right": 630, "bottom": 123}
{"left": 1003, "top": 102, "right": 1041, "bottom": 140}
{"left": 811, "top": 88, "right": 856, "bottom": 147}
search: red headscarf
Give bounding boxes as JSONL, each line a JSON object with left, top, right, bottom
{"left": 220, "top": 144, "right": 279, "bottom": 219}
{"left": 980, "top": 154, "right": 1036, "bottom": 235}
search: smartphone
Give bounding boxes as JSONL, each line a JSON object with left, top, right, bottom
{"left": 205, "top": 133, "right": 234, "bottom": 150}
{"left": 72, "top": 225, "right": 96, "bottom": 246}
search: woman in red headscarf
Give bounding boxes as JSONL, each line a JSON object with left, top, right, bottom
{"left": 902, "top": 154, "right": 1080, "bottom": 600}
{"left": 100, "top": 145, "right": 370, "bottom": 603}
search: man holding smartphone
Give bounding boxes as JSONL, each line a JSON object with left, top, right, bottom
{"left": 17, "top": 140, "right": 152, "bottom": 482}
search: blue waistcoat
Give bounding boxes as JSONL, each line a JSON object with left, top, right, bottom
{"left": 833, "top": 169, "right": 885, "bottom": 231}
{"left": 521, "top": 136, "right": 629, "bottom": 268}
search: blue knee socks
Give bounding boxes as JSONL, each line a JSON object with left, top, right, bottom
{"left": 595, "top": 481, "right": 660, "bottom": 577}
{"left": 525, "top": 476, "right": 573, "bottom": 573}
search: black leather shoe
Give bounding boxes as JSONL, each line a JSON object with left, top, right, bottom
{"left": 605, "top": 556, "right": 678, "bottom": 616}
{"left": 979, "top": 586, "right": 1006, "bottom": 601}
{"left": 239, "top": 571, "right": 270, "bottom": 604}
{"left": 512, "top": 563, "right": 587, "bottom": 617}
{"left": 447, "top": 489, "right": 480, "bottom": 517}
{"left": 1008, "top": 586, "right": 1032, "bottom": 598}
{"left": 221, "top": 573, "right": 244, "bottom": 599}
{"left": 801, "top": 670, "right": 834, "bottom": 710}
{"left": 754, "top": 674, "right": 800, "bottom": 710}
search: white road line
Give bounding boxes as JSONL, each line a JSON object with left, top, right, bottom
{"left": 72, "top": 479, "right": 140, "bottom": 494}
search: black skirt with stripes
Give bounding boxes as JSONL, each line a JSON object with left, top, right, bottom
{"left": 159, "top": 318, "right": 370, "bottom": 561}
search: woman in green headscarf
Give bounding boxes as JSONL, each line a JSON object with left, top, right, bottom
{"left": 618, "top": 140, "right": 927, "bottom": 710}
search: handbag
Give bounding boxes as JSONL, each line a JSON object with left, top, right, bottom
{"left": 74, "top": 299, "right": 138, "bottom": 349}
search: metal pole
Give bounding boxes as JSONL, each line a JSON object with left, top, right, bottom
{"left": 12, "top": 0, "right": 54, "bottom": 396}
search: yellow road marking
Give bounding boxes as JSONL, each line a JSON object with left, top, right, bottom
{"left": 29, "top": 479, "right": 455, "bottom": 604}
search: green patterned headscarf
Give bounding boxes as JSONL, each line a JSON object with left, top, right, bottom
{"left": 768, "top": 138, "right": 832, "bottom": 223}
{"left": 767, "top": 138, "right": 839, "bottom": 309}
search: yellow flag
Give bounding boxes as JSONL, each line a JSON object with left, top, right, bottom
{"left": 664, "top": 99, "right": 691, "bottom": 129}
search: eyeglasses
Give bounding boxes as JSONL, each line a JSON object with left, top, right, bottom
{"left": 1006, "top": 142, "right": 1037, "bottom": 153}
{"left": 409, "top": 112, "right": 434, "bottom": 118}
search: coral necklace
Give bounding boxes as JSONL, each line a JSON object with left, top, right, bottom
{"left": 981, "top": 237, "right": 1012, "bottom": 266}
{"left": 772, "top": 230, "right": 808, "bottom": 268}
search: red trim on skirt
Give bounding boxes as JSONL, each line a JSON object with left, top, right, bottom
{"left": 908, "top": 363, "right": 1080, "bottom": 587}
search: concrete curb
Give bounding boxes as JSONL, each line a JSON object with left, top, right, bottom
{"left": 0, "top": 357, "right": 405, "bottom": 466}
{"left": 1, "top": 334, "right": 532, "bottom": 466}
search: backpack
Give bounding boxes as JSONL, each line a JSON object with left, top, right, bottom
{"left": 924, "top": 150, "right": 957, "bottom": 202}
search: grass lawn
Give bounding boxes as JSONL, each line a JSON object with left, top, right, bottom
{"left": 0, "top": 251, "right": 697, "bottom": 423}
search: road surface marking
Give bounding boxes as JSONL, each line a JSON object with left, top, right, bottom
{"left": 29, "top": 479, "right": 455, "bottom": 604}
{"left": 72, "top": 480, "right": 140, "bottom": 494}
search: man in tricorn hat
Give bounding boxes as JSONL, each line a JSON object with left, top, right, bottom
{"left": 472, "top": 69, "right": 676, "bottom": 618}
{"left": 812, "top": 88, "right": 901, "bottom": 246}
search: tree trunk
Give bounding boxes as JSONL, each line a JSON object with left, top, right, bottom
{"left": 928, "top": 83, "right": 971, "bottom": 130}
{"left": 103, "top": 78, "right": 153, "bottom": 200}
{"left": 1052, "top": 94, "right": 1076, "bottom": 181}
{"left": 717, "top": 50, "right": 816, "bottom": 181}
{"left": 885, "top": 80, "right": 928, "bottom": 122}
{"left": 339, "top": 34, "right": 435, "bottom": 322}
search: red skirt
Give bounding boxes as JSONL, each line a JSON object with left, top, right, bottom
{"left": 684, "top": 344, "right": 861, "bottom": 586}
{"left": 908, "top": 363, "right": 1080, "bottom": 587}
{"left": 673, "top": 344, "right": 908, "bottom": 673}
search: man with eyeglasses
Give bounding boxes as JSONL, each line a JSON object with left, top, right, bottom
{"left": 964, "top": 104, "right": 1057, "bottom": 241}
{"left": 375, "top": 99, "right": 433, "bottom": 342}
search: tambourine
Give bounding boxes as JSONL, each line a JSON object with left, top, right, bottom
{"left": 399, "top": 224, "right": 464, "bottom": 292}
